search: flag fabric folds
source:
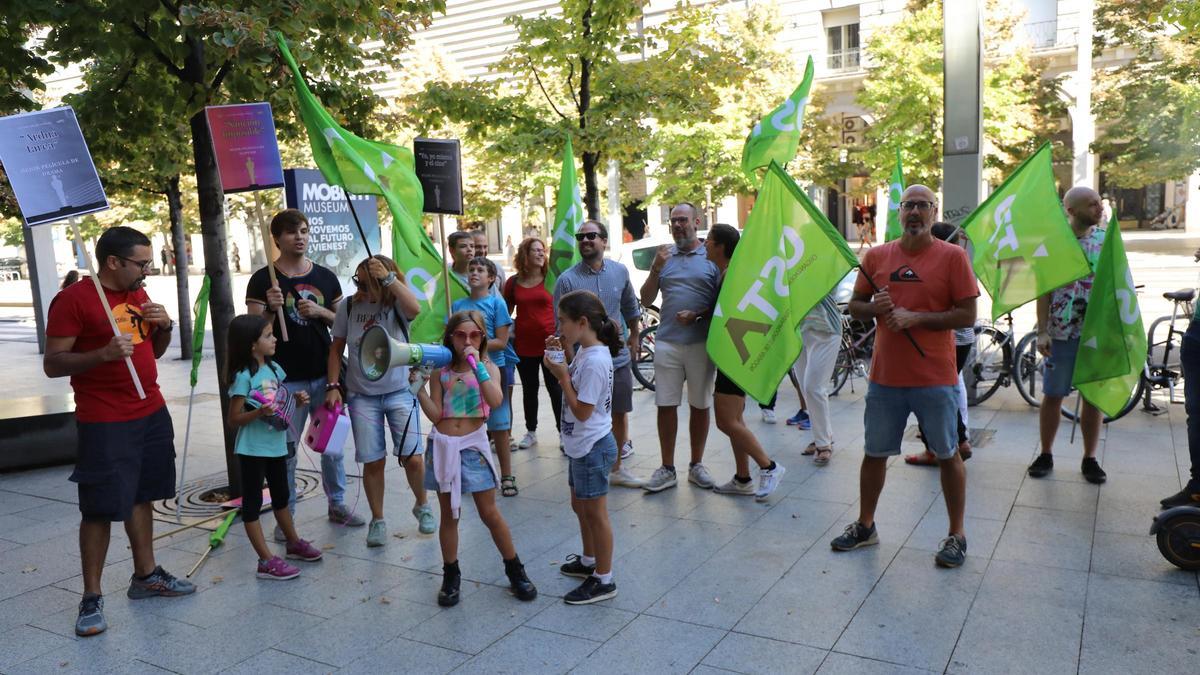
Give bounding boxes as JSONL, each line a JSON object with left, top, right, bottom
{"left": 707, "top": 161, "right": 860, "bottom": 403}
{"left": 190, "top": 275, "right": 211, "bottom": 388}
{"left": 275, "top": 32, "right": 466, "bottom": 342}
{"left": 546, "top": 137, "right": 583, "bottom": 293}
{"left": 961, "top": 143, "right": 1092, "bottom": 320}
{"left": 1072, "top": 216, "right": 1147, "bottom": 417}
{"left": 885, "top": 148, "right": 904, "bottom": 242}
{"left": 740, "top": 56, "right": 815, "bottom": 183}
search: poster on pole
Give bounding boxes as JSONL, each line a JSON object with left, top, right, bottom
{"left": 284, "top": 168, "right": 381, "bottom": 288}
{"left": 205, "top": 103, "right": 285, "bottom": 194}
{"left": 0, "top": 107, "right": 109, "bottom": 226}
{"left": 413, "top": 138, "right": 463, "bottom": 215}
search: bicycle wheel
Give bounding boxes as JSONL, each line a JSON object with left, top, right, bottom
{"left": 1145, "top": 315, "right": 1185, "bottom": 397}
{"left": 829, "top": 336, "right": 853, "bottom": 396}
{"left": 1012, "top": 332, "right": 1044, "bottom": 408}
{"left": 1059, "top": 376, "right": 1144, "bottom": 424}
{"left": 965, "top": 325, "right": 1009, "bottom": 406}
{"left": 640, "top": 304, "right": 661, "bottom": 332}
{"left": 633, "top": 325, "right": 656, "bottom": 391}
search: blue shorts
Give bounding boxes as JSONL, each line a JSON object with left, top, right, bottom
{"left": 864, "top": 382, "right": 958, "bottom": 460}
{"left": 348, "top": 390, "right": 422, "bottom": 463}
{"left": 1043, "top": 338, "right": 1080, "bottom": 398}
{"left": 486, "top": 366, "right": 515, "bottom": 432}
{"left": 568, "top": 433, "right": 617, "bottom": 499}
{"left": 422, "top": 444, "right": 497, "bottom": 493}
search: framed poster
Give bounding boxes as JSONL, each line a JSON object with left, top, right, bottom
{"left": 413, "top": 138, "right": 463, "bottom": 215}
{"left": 205, "top": 103, "right": 285, "bottom": 193}
{"left": 0, "top": 107, "right": 109, "bottom": 226}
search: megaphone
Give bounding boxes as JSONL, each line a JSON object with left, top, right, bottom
{"left": 359, "top": 324, "right": 454, "bottom": 382}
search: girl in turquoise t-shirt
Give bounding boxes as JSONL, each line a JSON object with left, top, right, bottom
{"left": 226, "top": 314, "right": 323, "bottom": 581}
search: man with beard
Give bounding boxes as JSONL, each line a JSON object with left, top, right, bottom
{"left": 830, "top": 185, "right": 978, "bottom": 568}
{"left": 553, "top": 220, "right": 644, "bottom": 488}
{"left": 45, "top": 226, "right": 196, "bottom": 637}
{"left": 639, "top": 203, "right": 721, "bottom": 493}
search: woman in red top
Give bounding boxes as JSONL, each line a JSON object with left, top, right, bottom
{"left": 503, "top": 237, "right": 562, "bottom": 450}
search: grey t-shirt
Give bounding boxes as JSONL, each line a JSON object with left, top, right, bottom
{"left": 553, "top": 259, "right": 642, "bottom": 369}
{"left": 656, "top": 244, "right": 720, "bottom": 344}
{"left": 333, "top": 296, "right": 412, "bottom": 396}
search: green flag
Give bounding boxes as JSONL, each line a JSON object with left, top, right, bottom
{"left": 707, "top": 161, "right": 860, "bottom": 403}
{"left": 885, "top": 148, "right": 904, "bottom": 242}
{"left": 1072, "top": 216, "right": 1147, "bottom": 417}
{"left": 962, "top": 143, "right": 1092, "bottom": 320}
{"left": 740, "top": 56, "right": 815, "bottom": 182}
{"left": 189, "top": 275, "right": 211, "bottom": 388}
{"left": 275, "top": 33, "right": 466, "bottom": 342}
{"left": 546, "top": 136, "right": 583, "bottom": 293}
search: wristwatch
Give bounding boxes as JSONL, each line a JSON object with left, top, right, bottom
{"left": 161, "top": 319, "right": 175, "bottom": 332}
{"left": 380, "top": 272, "right": 397, "bottom": 287}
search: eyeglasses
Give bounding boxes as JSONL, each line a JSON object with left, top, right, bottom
{"left": 451, "top": 330, "right": 483, "bottom": 341}
{"left": 669, "top": 216, "right": 692, "bottom": 225}
{"left": 575, "top": 232, "right": 601, "bottom": 242}
{"left": 900, "top": 200, "right": 935, "bottom": 212}
{"left": 116, "top": 255, "right": 153, "bottom": 272}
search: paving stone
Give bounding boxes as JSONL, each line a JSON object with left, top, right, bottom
{"left": 1014, "top": 477, "right": 1100, "bottom": 513}
{"left": 7, "top": 644, "right": 170, "bottom": 675}
{"left": 455, "top": 625, "right": 598, "bottom": 674}
{"left": 0, "top": 625, "right": 75, "bottom": 671}
{"left": 276, "top": 596, "right": 440, "bottom": 666}
{"left": 341, "top": 636, "right": 469, "bottom": 674}
{"left": 1090, "top": 530, "right": 1199, "bottom": 586}
{"left": 905, "top": 512, "right": 1005, "bottom": 561}
{"left": 992, "top": 505, "right": 1095, "bottom": 571}
{"left": 1079, "top": 573, "right": 1200, "bottom": 675}
{"left": 701, "top": 632, "right": 827, "bottom": 675}
{"left": 401, "top": 584, "right": 551, "bottom": 654}
{"left": 570, "top": 614, "right": 725, "bottom": 675}
{"left": 0, "top": 586, "right": 80, "bottom": 634}
{"left": 219, "top": 648, "right": 333, "bottom": 674}
{"left": 525, "top": 599, "right": 638, "bottom": 642}
{"left": 815, "top": 652, "right": 938, "bottom": 675}
{"left": 602, "top": 519, "right": 741, "bottom": 614}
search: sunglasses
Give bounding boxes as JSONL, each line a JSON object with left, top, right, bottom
{"left": 575, "top": 232, "right": 601, "bottom": 242}
{"left": 117, "top": 255, "right": 154, "bottom": 272}
{"left": 452, "top": 329, "right": 483, "bottom": 341}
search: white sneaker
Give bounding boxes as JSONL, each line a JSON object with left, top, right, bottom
{"left": 642, "top": 466, "right": 678, "bottom": 492}
{"left": 755, "top": 463, "right": 786, "bottom": 502}
{"left": 761, "top": 409, "right": 777, "bottom": 424}
{"left": 688, "top": 463, "right": 715, "bottom": 489}
{"left": 713, "top": 476, "right": 756, "bottom": 496}
{"left": 517, "top": 431, "right": 537, "bottom": 449}
{"left": 620, "top": 440, "right": 634, "bottom": 460}
{"left": 609, "top": 467, "right": 644, "bottom": 488}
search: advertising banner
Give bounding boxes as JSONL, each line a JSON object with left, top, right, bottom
{"left": 0, "top": 107, "right": 109, "bottom": 226}
{"left": 284, "top": 168, "right": 380, "bottom": 286}
{"left": 205, "top": 103, "right": 285, "bottom": 194}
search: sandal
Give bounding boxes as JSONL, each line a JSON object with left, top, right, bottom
{"left": 904, "top": 451, "right": 939, "bottom": 466}
{"left": 802, "top": 443, "right": 817, "bottom": 456}
{"left": 958, "top": 442, "right": 973, "bottom": 461}
{"left": 501, "top": 475, "right": 518, "bottom": 497}
{"left": 813, "top": 447, "right": 833, "bottom": 466}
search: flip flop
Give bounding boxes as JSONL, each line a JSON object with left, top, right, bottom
{"left": 802, "top": 443, "right": 817, "bottom": 456}
{"left": 904, "top": 451, "right": 939, "bottom": 466}
{"left": 813, "top": 447, "right": 833, "bottom": 466}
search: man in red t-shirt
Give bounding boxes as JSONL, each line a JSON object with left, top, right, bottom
{"left": 44, "top": 226, "right": 195, "bottom": 637}
{"left": 830, "top": 185, "right": 979, "bottom": 568}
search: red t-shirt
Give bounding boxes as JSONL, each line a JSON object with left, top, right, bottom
{"left": 46, "top": 279, "right": 165, "bottom": 423}
{"left": 504, "top": 277, "right": 555, "bottom": 357}
{"left": 854, "top": 240, "right": 979, "bottom": 387}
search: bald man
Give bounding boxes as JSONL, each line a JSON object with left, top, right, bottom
{"left": 832, "top": 185, "right": 979, "bottom": 568}
{"left": 1028, "top": 186, "right": 1108, "bottom": 484}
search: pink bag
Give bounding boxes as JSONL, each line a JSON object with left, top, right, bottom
{"left": 303, "top": 402, "right": 351, "bottom": 459}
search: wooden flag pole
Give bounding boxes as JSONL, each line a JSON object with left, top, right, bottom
{"left": 437, "top": 213, "right": 452, "bottom": 317}
{"left": 252, "top": 193, "right": 289, "bottom": 341}
{"left": 70, "top": 218, "right": 146, "bottom": 399}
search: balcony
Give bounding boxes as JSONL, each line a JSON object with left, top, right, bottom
{"left": 827, "top": 48, "right": 861, "bottom": 73}
{"left": 1021, "top": 19, "right": 1074, "bottom": 50}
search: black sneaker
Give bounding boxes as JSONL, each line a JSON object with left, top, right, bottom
{"left": 1081, "top": 457, "right": 1107, "bottom": 484}
{"left": 1160, "top": 488, "right": 1200, "bottom": 509}
{"left": 830, "top": 521, "right": 878, "bottom": 551}
{"left": 935, "top": 534, "right": 967, "bottom": 568}
{"left": 74, "top": 593, "right": 106, "bottom": 637}
{"left": 564, "top": 576, "right": 618, "bottom": 605}
{"left": 559, "top": 554, "right": 596, "bottom": 579}
{"left": 1027, "top": 453, "right": 1053, "bottom": 478}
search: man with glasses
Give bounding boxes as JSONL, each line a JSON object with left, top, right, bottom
{"left": 247, "top": 208, "right": 364, "bottom": 538}
{"left": 553, "top": 220, "right": 644, "bottom": 488}
{"left": 831, "top": 186, "right": 978, "bottom": 568}
{"left": 45, "top": 226, "right": 195, "bottom": 637}
{"left": 639, "top": 203, "right": 722, "bottom": 492}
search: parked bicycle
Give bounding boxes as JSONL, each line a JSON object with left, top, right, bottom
{"left": 961, "top": 313, "right": 1043, "bottom": 408}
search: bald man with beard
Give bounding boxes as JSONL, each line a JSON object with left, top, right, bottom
{"left": 1027, "top": 186, "right": 1109, "bottom": 485}
{"left": 831, "top": 185, "right": 979, "bottom": 568}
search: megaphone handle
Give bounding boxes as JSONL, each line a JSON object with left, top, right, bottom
{"left": 467, "top": 354, "right": 478, "bottom": 370}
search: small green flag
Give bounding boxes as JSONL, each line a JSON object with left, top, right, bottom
{"left": 885, "top": 148, "right": 905, "bottom": 242}
{"left": 546, "top": 137, "right": 583, "bottom": 293}
{"left": 189, "top": 275, "right": 211, "bottom": 388}
{"left": 707, "top": 161, "right": 860, "bottom": 403}
{"left": 741, "top": 56, "right": 815, "bottom": 183}
{"left": 276, "top": 33, "right": 467, "bottom": 342}
{"left": 1072, "top": 216, "right": 1147, "bottom": 417}
{"left": 962, "top": 143, "right": 1092, "bottom": 320}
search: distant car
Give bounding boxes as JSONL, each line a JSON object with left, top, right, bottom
{"left": 0, "top": 257, "right": 24, "bottom": 281}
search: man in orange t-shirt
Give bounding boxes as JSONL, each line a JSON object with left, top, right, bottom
{"left": 830, "top": 185, "right": 979, "bottom": 568}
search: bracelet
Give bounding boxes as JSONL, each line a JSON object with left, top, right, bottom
{"left": 474, "top": 362, "right": 492, "bottom": 383}
{"left": 325, "top": 382, "right": 341, "bottom": 391}
{"left": 380, "top": 272, "right": 396, "bottom": 287}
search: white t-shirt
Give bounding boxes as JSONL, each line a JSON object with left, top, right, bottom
{"left": 561, "top": 345, "right": 614, "bottom": 459}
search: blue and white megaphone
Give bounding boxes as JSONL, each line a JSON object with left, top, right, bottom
{"left": 359, "top": 325, "right": 453, "bottom": 387}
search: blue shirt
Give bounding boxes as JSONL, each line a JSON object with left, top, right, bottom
{"left": 655, "top": 244, "right": 720, "bottom": 344}
{"left": 452, "top": 294, "right": 517, "bottom": 367}
{"left": 228, "top": 363, "right": 288, "bottom": 458}
{"left": 553, "top": 258, "right": 642, "bottom": 369}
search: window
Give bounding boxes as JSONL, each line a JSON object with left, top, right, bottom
{"left": 827, "top": 23, "right": 860, "bottom": 72}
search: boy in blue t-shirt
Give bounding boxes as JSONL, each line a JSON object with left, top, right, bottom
{"left": 452, "top": 257, "right": 520, "bottom": 496}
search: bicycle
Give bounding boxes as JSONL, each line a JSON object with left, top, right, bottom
{"left": 633, "top": 324, "right": 656, "bottom": 391}
{"left": 829, "top": 309, "right": 874, "bottom": 396}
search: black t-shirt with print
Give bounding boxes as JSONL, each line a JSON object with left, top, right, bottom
{"left": 246, "top": 263, "right": 342, "bottom": 381}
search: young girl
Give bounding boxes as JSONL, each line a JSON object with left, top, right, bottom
{"left": 547, "top": 291, "right": 620, "bottom": 604}
{"left": 226, "top": 314, "right": 323, "bottom": 580}
{"left": 326, "top": 255, "right": 435, "bottom": 548}
{"left": 414, "top": 310, "right": 537, "bottom": 607}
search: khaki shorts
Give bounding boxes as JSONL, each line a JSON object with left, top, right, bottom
{"left": 653, "top": 340, "right": 716, "bottom": 409}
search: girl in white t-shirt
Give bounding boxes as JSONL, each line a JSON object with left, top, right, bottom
{"left": 545, "top": 290, "right": 621, "bottom": 605}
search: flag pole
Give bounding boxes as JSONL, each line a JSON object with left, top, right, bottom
{"left": 1069, "top": 393, "right": 1081, "bottom": 444}
{"left": 343, "top": 192, "right": 373, "bottom": 259}
{"left": 251, "top": 193, "right": 289, "bottom": 342}
{"left": 437, "top": 214, "right": 452, "bottom": 316}
{"left": 176, "top": 386, "right": 195, "bottom": 523}
{"left": 858, "top": 266, "right": 926, "bottom": 358}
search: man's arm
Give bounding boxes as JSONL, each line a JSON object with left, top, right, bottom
{"left": 44, "top": 334, "right": 132, "bottom": 378}
{"left": 848, "top": 290, "right": 882, "bottom": 321}
{"left": 886, "top": 295, "right": 976, "bottom": 331}
{"left": 1035, "top": 294, "right": 1052, "bottom": 355}
{"left": 639, "top": 246, "right": 670, "bottom": 307}
{"left": 151, "top": 325, "right": 172, "bottom": 358}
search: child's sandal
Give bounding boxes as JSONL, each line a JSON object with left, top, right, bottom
{"left": 501, "top": 475, "right": 518, "bottom": 497}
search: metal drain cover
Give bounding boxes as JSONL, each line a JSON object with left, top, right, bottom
{"left": 154, "top": 469, "right": 322, "bottom": 522}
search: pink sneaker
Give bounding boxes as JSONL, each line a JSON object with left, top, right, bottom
{"left": 285, "top": 538, "right": 323, "bottom": 562}
{"left": 256, "top": 556, "right": 300, "bottom": 580}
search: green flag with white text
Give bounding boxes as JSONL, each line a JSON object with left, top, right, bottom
{"left": 276, "top": 33, "right": 466, "bottom": 342}
{"left": 190, "top": 275, "right": 211, "bottom": 388}
{"left": 962, "top": 143, "right": 1091, "bottom": 320}
{"left": 740, "top": 56, "right": 815, "bottom": 182}
{"left": 546, "top": 137, "right": 583, "bottom": 293}
{"left": 1072, "top": 217, "right": 1147, "bottom": 417}
{"left": 885, "top": 148, "right": 904, "bottom": 242}
{"left": 707, "top": 161, "right": 860, "bottom": 403}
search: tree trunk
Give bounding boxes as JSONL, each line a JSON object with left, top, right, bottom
{"left": 581, "top": 151, "right": 600, "bottom": 220}
{"left": 165, "top": 175, "right": 193, "bottom": 361}
{"left": 579, "top": 0, "right": 598, "bottom": 220}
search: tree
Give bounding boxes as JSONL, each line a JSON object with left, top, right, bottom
{"left": 1092, "top": 0, "right": 1200, "bottom": 188}
{"left": 854, "top": 0, "right": 1060, "bottom": 189}
{"left": 38, "top": 0, "right": 444, "bottom": 494}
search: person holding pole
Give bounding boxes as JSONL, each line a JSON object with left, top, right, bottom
{"left": 247, "top": 209, "right": 364, "bottom": 538}
{"left": 44, "top": 226, "right": 196, "bottom": 637}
